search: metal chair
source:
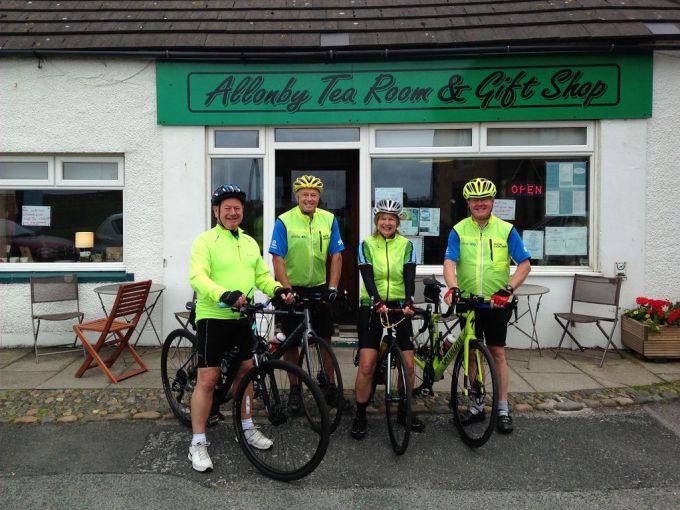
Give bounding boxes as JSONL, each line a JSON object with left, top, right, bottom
{"left": 30, "top": 274, "right": 85, "bottom": 363}
{"left": 553, "top": 274, "right": 624, "bottom": 367}
{"left": 74, "top": 280, "right": 152, "bottom": 383}
{"left": 174, "top": 292, "right": 196, "bottom": 331}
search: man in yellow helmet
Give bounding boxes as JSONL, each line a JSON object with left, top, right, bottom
{"left": 443, "top": 177, "right": 531, "bottom": 434}
{"left": 268, "top": 174, "right": 345, "bottom": 409}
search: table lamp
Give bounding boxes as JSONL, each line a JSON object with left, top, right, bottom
{"left": 75, "top": 231, "right": 94, "bottom": 262}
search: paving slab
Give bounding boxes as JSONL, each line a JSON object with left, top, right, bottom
{"left": 519, "top": 371, "right": 603, "bottom": 392}
{"left": 113, "top": 369, "right": 163, "bottom": 389}
{"left": 510, "top": 351, "right": 583, "bottom": 374}
{"left": 3, "top": 350, "right": 84, "bottom": 372}
{"left": 0, "top": 370, "right": 59, "bottom": 390}
{"left": 507, "top": 366, "right": 535, "bottom": 393}
{"left": 575, "top": 363, "right": 664, "bottom": 388}
{"left": 0, "top": 348, "right": 31, "bottom": 368}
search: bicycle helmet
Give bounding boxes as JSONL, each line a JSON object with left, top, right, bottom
{"left": 293, "top": 175, "right": 324, "bottom": 193}
{"left": 373, "top": 199, "right": 406, "bottom": 219}
{"left": 211, "top": 184, "right": 246, "bottom": 206}
{"left": 462, "top": 178, "right": 497, "bottom": 200}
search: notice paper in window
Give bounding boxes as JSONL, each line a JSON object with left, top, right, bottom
{"left": 21, "top": 205, "right": 51, "bottom": 227}
{"left": 493, "top": 199, "right": 516, "bottom": 221}
{"left": 418, "top": 208, "right": 440, "bottom": 236}
{"left": 522, "top": 230, "right": 544, "bottom": 260}
{"left": 545, "top": 227, "right": 587, "bottom": 255}
{"left": 400, "top": 208, "right": 419, "bottom": 236}
{"left": 545, "top": 162, "right": 587, "bottom": 217}
{"left": 405, "top": 236, "right": 424, "bottom": 264}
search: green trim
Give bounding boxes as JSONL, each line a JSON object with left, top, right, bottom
{"left": 0, "top": 271, "right": 134, "bottom": 284}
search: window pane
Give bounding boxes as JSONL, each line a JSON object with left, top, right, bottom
{"left": 275, "top": 128, "right": 359, "bottom": 142}
{"left": 0, "top": 161, "right": 48, "bottom": 180}
{"left": 62, "top": 162, "right": 118, "bottom": 180}
{"left": 214, "top": 130, "right": 259, "bottom": 148}
{"left": 376, "top": 129, "right": 472, "bottom": 147}
{"left": 0, "top": 190, "right": 123, "bottom": 263}
{"left": 371, "top": 158, "right": 590, "bottom": 266}
{"left": 487, "top": 127, "right": 587, "bottom": 146}
{"left": 210, "top": 158, "right": 264, "bottom": 246}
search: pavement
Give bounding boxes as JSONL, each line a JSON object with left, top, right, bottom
{"left": 1, "top": 343, "right": 680, "bottom": 424}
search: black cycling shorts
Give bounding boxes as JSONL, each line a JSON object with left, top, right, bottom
{"left": 357, "top": 304, "right": 414, "bottom": 352}
{"left": 461, "top": 307, "right": 513, "bottom": 347}
{"left": 279, "top": 285, "right": 335, "bottom": 339}
{"left": 195, "top": 318, "right": 253, "bottom": 368}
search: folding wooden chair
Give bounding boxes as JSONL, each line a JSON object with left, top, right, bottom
{"left": 553, "top": 274, "right": 624, "bottom": 367}
{"left": 74, "top": 280, "right": 152, "bottom": 383}
{"left": 30, "top": 274, "right": 85, "bottom": 363}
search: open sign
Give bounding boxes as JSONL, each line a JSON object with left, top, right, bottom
{"left": 510, "top": 184, "right": 543, "bottom": 196}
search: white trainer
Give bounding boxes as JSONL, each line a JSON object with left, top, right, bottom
{"left": 243, "top": 427, "right": 273, "bottom": 450}
{"left": 188, "top": 441, "right": 213, "bottom": 472}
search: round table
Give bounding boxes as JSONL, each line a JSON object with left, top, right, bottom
{"left": 509, "top": 284, "right": 550, "bottom": 367}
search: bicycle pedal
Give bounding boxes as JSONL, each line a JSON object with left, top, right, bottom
{"left": 207, "top": 411, "right": 225, "bottom": 426}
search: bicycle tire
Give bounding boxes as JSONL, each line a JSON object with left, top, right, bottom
{"left": 450, "top": 340, "right": 499, "bottom": 448}
{"left": 161, "top": 328, "right": 198, "bottom": 428}
{"left": 384, "top": 344, "right": 412, "bottom": 455}
{"left": 298, "top": 335, "right": 344, "bottom": 434}
{"left": 232, "top": 359, "right": 330, "bottom": 482}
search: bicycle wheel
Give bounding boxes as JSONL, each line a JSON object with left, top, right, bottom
{"left": 232, "top": 359, "right": 330, "bottom": 482}
{"left": 161, "top": 329, "right": 198, "bottom": 428}
{"left": 298, "top": 335, "right": 344, "bottom": 433}
{"left": 384, "top": 344, "right": 412, "bottom": 455}
{"left": 450, "top": 340, "right": 499, "bottom": 448}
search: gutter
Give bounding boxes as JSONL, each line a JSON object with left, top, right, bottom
{"left": 1, "top": 42, "right": 677, "bottom": 61}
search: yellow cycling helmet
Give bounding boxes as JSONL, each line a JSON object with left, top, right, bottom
{"left": 462, "top": 178, "right": 497, "bottom": 199}
{"left": 293, "top": 175, "right": 324, "bottom": 193}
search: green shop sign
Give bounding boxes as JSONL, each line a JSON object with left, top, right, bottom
{"left": 156, "top": 54, "right": 651, "bottom": 125}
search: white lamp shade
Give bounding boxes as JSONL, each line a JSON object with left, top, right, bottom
{"left": 75, "top": 231, "right": 94, "bottom": 249}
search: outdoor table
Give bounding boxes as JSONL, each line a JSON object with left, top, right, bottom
{"left": 93, "top": 282, "right": 166, "bottom": 346}
{"left": 508, "top": 284, "right": 550, "bottom": 368}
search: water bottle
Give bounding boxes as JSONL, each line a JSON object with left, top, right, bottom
{"left": 442, "top": 333, "right": 454, "bottom": 355}
{"left": 268, "top": 332, "right": 286, "bottom": 355}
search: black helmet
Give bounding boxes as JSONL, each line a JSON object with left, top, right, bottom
{"left": 211, "top": 184, "right": 246, "bottom": 206}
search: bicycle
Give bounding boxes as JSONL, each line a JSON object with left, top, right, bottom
{"left": 162, "top": 293, "right": 344, "bottom": 433}
{"left": 355, "top": 307, "right": 414, "bottom": 455}
{"left": 160, "top": 299, "right": 330, "bottom": 481}
{"left": 411, "top": 277, "right": 515, "bottom": 448}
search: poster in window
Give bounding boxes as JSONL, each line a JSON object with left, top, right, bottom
{"left": 21, "top": 205, "right": 51, "bottom": 227}
{"left": 400, "top": 207, "right": 419, "bottom": 236}
{"left": 544, "top": 227, "right": 588, "bottom": 255}
{"left": 522, "top": 230, "right": 544, "bottom": 260}
{"left": 374, "top": 187, "right": 403, "bottom": 206}
{"left": 418, "top": 208, "right": 440, "bottom": 236}
{"left": 492, "top": 199, "right": 516, "bottom": 221}
{"left": 405, "top": 236, "right": 424, "bottom": 264}
{"left": 545, "top": 162, "right": 587, "bottom": 217}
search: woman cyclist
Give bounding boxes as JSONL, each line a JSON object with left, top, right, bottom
{"left": 351, "top": 199, "right": 424, "bottom": 440}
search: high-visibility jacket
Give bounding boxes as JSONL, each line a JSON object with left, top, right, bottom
{"left": 358, "top": 233, "right": 416, "bottom": 303}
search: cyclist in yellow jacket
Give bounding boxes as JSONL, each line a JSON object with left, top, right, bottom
{"left": 188, "top": 184, "right": 293, "bottom": 473}
{"left": 443, "top": 177, "right": 531, "bottom": 434}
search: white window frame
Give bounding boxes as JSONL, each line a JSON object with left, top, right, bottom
{"left": 56, "top": 156, "right": 124, "bottom": 187}
{"left": 209, "top": 127, "right": 266, "bottom": 155}
{"left": 370, "top": 123, "right": 479, "bottom": 154}
{"left": 0, "top": 156, "right": 54, "bottom": 187}
{"left": 480, "top": 121, "right": 593, "bottom": 153}
{"left": 272, "top": 126, "right": 361, "bottom": 151}
{"left": 0, "top": 155, "right": 125, "bottom": 272}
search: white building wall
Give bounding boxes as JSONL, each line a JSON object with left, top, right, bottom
{"left": 646, "top": 51, "right": 680, "bottom": 301}
{"left": 1, "top": 53, "right": 678, "bottom": 351}
{"left": 0, "top": 57, "right": 163, "bottom": 347}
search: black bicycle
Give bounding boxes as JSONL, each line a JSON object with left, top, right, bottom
{"left": 358, "top": 308, "right": 414, "bottom": 455}
{"left": 161, "top": 300, "right": 330, "bottom": 481}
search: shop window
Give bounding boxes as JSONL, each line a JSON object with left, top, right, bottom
{"left": 375, "top": 129, "right": 472, "bottom": 148}
{"left": 0, "top": 156, "right": 124, "bottom": 266}
{"left": 275, "top": 128, "right": 360, "bottom": 143}
{"left": 486, "top": 127, "right": 587, "bottom": 147}
{"left": 371, "top": 157, "right": 590, "bottom": 267}
{"left": 214, "top": 130, "right": 260, "bottom": 149}
{"left": 210, "top": 158, "right": 264, "bottom": 246}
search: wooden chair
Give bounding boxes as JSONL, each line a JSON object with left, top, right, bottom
{"left": 74, "top": 280, "right": 152, "bottom": 383}
{"left": 553, "top": 274, "right": 624, "bottom": 367}
{"left": 30, "top": 274, "right": 85, "bottom": 363}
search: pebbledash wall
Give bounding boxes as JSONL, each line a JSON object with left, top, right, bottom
{"left": 1, "top": 53, "right": 679, "bottom": 349}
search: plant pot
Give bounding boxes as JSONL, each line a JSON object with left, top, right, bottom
{"left": 621, "top": 315, "right": 680, "bottom": 359}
